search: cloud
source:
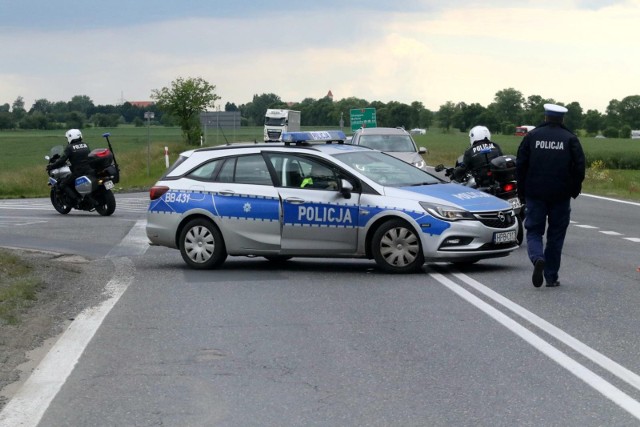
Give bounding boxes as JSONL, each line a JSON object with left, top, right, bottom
{"left": 1, "top": 1, "right": 639, "bottom": 112}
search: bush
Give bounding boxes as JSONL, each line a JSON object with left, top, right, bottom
{"left": 620, "top": 125, "right": 631, "bottom": 139}
{"left": 603, "top": 127, "right": 619, "bottom": 138}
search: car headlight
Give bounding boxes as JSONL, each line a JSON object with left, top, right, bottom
{"left": 413, "top": 160, "right": 426, "bottom": 169}
{"left": 420, "top": 202, "right": 475, "bottom": 221}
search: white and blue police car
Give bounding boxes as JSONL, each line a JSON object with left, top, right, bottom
{"left": 146, "top": 130, "right": 518, "bottom": 273}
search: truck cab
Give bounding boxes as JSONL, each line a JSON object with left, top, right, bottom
{"left": 264, "top": 109, "right": 301, "bottom": 142}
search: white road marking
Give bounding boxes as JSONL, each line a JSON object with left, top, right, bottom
{"left": 600, "top": 231, "right": 623, "bottom": 236}
{"left": 431, "top": 272, "right": 640, "bottom": 421}
{"left": 106, "top": 220, "right": 149, "bottom": 258}
{"left": 0, "top": 196, "right": 148, "bottom": 213}
{"left": 575, "top": 224, "right": 598, "bottom": 229}
{"left": 624, "top": 238, "right": 640, "bottom": 243}
{"left": 0, "top": 222, "right": 149, "bottom": 426}
{"left": 582, "top": 194, "right": 640, "bottom": 207}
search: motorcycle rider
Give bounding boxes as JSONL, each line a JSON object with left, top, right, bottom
{"left": 453, "top": 125, "right": 503, "bottom": 186}
{"left": 47, "top": 129, "right": 92, "bottom": 206}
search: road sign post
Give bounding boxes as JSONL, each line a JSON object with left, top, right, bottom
{"left": 144, "top": 111, "right": 155, "bottom": 176}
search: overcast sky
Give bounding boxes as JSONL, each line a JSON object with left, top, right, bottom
{"left": 1, "top": 0, "right": 637, "bottom": 113}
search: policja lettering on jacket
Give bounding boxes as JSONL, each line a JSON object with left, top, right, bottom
{"left": 535, "top": 140, "right": 565, "bottom": 150}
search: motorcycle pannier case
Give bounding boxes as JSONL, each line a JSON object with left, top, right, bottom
{"left": 489, "top": 156, "right": 516, "bottom": 181}
{"left": 88, "top": 148, "right": 114, "bottom": 170}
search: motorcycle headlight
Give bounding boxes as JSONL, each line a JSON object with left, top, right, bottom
{"left": 420, "top": 202, "right": 475, "bottom": 221}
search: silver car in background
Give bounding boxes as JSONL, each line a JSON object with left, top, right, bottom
{"left": 349, "top": 127, "right": 428, "bottom": 170}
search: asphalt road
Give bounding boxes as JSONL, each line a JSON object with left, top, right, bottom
{"left": 1, "top": 192, "right": 639, "bottom": 426}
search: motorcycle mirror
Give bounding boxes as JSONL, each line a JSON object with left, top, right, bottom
{"left": 434, "top": 164, "right": 444, "bottom": 172}
{"left": 102, "top": 133, "right": 111, "bottom": 138}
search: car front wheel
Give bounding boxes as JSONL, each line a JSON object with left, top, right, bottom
{"left": 179, "top": 218, "right": 227, "bottom": 269}
{"left": 372, "top": 219, "right": 425, "bottom": 274}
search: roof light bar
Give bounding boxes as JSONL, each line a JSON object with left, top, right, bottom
{"left": 282, "top": 130, "right": 346, "bottom": 145}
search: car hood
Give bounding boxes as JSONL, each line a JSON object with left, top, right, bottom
{"left": 387, "top": 183, "right": 512, "bottom": 212}
{"left": 386, "top": 152, "right": 423, "bottom": 165}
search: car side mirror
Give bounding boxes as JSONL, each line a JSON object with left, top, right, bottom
{"left": 419, "top": 147, "right": 428, "bottom": 154}
{"left": 340, "top": 179, "right": 353, "bottom": 199}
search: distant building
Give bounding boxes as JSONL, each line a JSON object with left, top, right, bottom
{"left": 326, "top": 90, "right": 333, "bottom": 101}
{"left": 130, "top": 101, "right": 154, "bottom": 108}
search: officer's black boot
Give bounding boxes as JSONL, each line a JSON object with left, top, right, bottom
{"left": 63, "top": 185, "right": 80, "bottom": 207}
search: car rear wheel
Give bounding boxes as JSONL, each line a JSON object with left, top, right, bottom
{"left": 372, "top": 219, "right": 424, "bottom": 273}
{"left": 179, "top": 218, "right": 227, "bottom": 269}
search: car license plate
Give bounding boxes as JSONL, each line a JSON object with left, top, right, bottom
{"left": 104, "top": 180, "right": 114, "bottom": 190}
{"left": 493, "top": 230, "right": 516, "bottom": 244}
{"left": 508, "top": 197, "right": 521, "bottom": 209}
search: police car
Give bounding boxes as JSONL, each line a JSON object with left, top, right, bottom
{"left": 146, "top": 131, "right": 518, "bottom": 273}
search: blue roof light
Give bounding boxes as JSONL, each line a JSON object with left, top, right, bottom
{"left": 282, "top": 130, "right": 346, "bottom": 144}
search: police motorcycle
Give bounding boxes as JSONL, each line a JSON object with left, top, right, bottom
{"left": 435, "top": 151, "right": 525, "bottom": 245}
{"left": 45, "top": 133, "right": 120, "bottom": 216}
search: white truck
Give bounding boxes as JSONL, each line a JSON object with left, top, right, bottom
{"left": 264, "top": 109, "right": 301, "bottom": 142}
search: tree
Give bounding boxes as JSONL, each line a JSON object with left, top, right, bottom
{"left": 521, "top": 94, "right": 553, "bottom": 125}
{"left": 437, "top": 101, "right": 456, "bottom": 131}
{"left": 151, "top": 77, "right": 220, "bottom": 145}
{"left": 11, "top": 96, "right": 26, "bottom": 122}
{"left": 618, "top": 95, "right": 640, "bottom": 129}
{"left": 68, "top": 95, "right": 94, "bottom": 115}
{"left": 492, "top": 88, "right": 524, "bottom": 125}
{"left": 0, "top": 112, "right": 16, "bottom": 129}
{"left": 583, "top": 110, "right": 603, "bottom": 135}
{"left": 66, "top": 111, "right": 85, "bottom": 129}
{"left": 30, "top": 98, "right": 53, "bottom": 114}
{"left": 240, "top": 93, "right": 284, "bottom": 126}
{"left": 564, "top": 101, "right": 583, "bottom": 132}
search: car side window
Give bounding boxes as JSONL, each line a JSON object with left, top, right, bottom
{"left": 232, "top": 154, "right": 273, "bottom": 185}
{"left": 267, "top": 153, "right": 340, "bottom": 190}
{"left": 186, "top": 159, "right": 223, "bottom": 181}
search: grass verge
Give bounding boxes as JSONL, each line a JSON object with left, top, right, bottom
{"left": 0, "top": 249, "right": 43, "bottom": 325}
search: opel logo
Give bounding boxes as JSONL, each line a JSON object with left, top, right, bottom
{"left": 497, "top": 211, "right": 506, "bottom": 223}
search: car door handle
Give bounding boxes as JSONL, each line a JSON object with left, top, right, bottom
{"left": 219, "top": 190, "right": 235, "bottom": 196}
{"left": 285, "top": 197, "right": 306, "bottom": 204}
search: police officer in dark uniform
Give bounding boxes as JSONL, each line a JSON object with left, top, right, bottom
{"left": 516, "top": 104, "right": 585, "bottom": 288}
{"left": 47, "top": 129, "right": 93, "bottom": 205}
{"left": 453, "top": 125, "right": 503, "bottom": 185}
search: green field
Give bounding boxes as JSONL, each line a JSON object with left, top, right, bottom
{"left": 1, "top": 126, "right": 639, "bottom": 201}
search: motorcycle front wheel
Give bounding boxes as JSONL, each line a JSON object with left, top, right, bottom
{"left": 95, "top": 189, "right": 116, "bottom": 216}
{"left": 50, "top": 188, "right": 72, "bottom": 214}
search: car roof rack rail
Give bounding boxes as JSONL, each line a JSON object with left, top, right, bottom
{"left": 282, "top": 130, "right": 346, "bottom": 146}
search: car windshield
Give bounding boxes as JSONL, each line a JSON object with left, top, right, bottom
{"left": 333, "top": 151, "right": 441, "bottom": 187}
{"left": 358, "top": 134, "right": 416, "bottom": 152}
{"left": 265, "top": 117, "right": 286, "bottom": 126}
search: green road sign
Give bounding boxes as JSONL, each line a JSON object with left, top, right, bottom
{"left": 350, "top": 108, "right": 377, "bottom": 132}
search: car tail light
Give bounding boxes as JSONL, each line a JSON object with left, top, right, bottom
{"left": 149, "top": 185, "right": 170, "bottom": 200}
{"left": 502, "top": 183, "right": 515, "bottom": 192}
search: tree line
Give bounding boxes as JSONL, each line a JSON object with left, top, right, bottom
{"left": 3, "top": 85, "right": 640, "bottom": 141}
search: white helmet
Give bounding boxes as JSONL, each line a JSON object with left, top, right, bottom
{"left": 468, "top": 125, "right": 491, "bottom": 146}
{"left": 65, "top": 129, "right": 82, "bottom": 144}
